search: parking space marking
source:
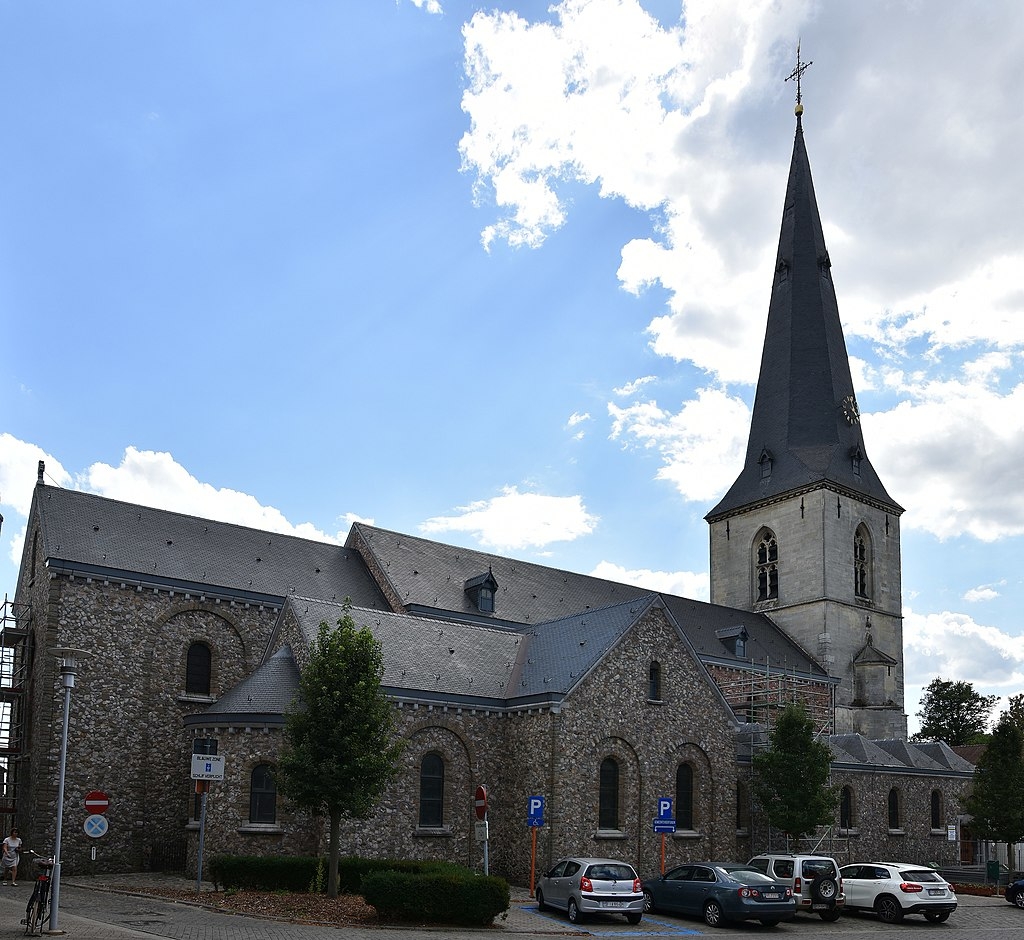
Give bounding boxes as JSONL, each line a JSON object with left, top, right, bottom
{"left": 522, "top": 905, "right": 704, "bottom": 935}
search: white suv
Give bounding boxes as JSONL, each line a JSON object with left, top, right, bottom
{"left": 747, "top": 854, "right": 845, "bottom": 921}
{"left": 839, "top": 862, "right": 956, "bottom": 923}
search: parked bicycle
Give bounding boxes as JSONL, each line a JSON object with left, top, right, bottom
{"left": 21, "top": 851, "right": 53, "bottom": 936}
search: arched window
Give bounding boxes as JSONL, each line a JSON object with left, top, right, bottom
{"left": 419, "top": 753, "right": 444, "bottom": 827}
{"left": 599, "top": 758, "right": 619, "bottom": 830}
{"left": 648, "top": 661, "right": 662, "bottom": 701}
{"left": 930, "top": 790, "right": 943, "bottom": 830}
{"left": 840, "top": 786, "right": 855, "bottom": 829}
{"left": 249, "top": 764, "right": 277, "bottom": 824}
{"left": 854, "top": 525, "right": 871, "bottom": 599}
{"left": 185, "top": 642, "right": 212, "bottom": 694}
{"left": 887, "top": 788, "right": 902, "bottom": 830}
{"left": 755, "top": 530, "right": 779, "bottom": 601}
{"left": 676, "top": 763, "right": 694, "bottom": 830}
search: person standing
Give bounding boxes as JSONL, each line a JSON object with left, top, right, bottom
{"left": 1, "top": 828, "right": 21, "bottom": 885}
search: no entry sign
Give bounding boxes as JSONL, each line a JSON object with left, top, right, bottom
{"left": 85, "top": 790, "right": 110, "bottom": 814}
{"left": 474, "top": 785, "right": 488, "bottom": 820}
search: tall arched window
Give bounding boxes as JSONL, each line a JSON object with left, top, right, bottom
{"left": 676, "top": 763, "right": 694, "bottom": 830}
{"left": 736, "top": 780, "right": 750, "bottom": 831}
{"left": 887, "top": 787, "right": 902, "bottom": 830}
{"left": 419, "top": 753, "right": 444, "bottom": 827}
{"left": 755, "top": 530, "right": 779, "bottom": 601}
{"left": 930, "top": 790, "right": 943, "bottom": 830}
{"left": 249, "top": 764, "right": 277, "bottom": 824}
{"left": 648, "top": 661, "right": 662, "bottom": 701}
{"left": 840, "top": 786, "right": 855, "bottom": 829}
{"left": 599, "top": 758, "right": 619, "bottom": 830}
{"left": 854, "top": 525, "right": 871, "bottom": 598}
{"left": 185, "top": 642, "right": 212, "bottom": 694}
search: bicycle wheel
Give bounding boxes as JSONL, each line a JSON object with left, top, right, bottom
{"left": 24, "top": 897, "right": 39, "bottom": 935}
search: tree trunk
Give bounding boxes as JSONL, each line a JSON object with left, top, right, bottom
{"left": 328, "top": 809, "right": 341, "bottom": 898}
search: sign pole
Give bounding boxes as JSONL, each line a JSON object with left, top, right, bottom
{"left": 196, "top": 782, "right": 208, "bottom": 892}
{"left": 661, "top": 832, "right": 666, "bottom": 875}
{"left": 530, "top": 826, "right": 537, "bottom": 897}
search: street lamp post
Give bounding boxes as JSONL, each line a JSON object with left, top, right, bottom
{"left": 48, "top": 647, "right": 89, "bottom": 936}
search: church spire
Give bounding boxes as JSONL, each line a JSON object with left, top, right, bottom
{"left": 707, "top": 79, "right": 902, "bottom": 522}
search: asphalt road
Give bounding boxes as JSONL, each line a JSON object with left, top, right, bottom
{"left": 0, "top": 878, "right": 1018, "bottom": 940}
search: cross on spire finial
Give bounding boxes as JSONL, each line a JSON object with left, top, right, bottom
{"left": 785, "top": 41, "right": 812, "bottom": 116}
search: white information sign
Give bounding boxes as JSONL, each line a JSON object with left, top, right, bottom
{"left": 474, "top": 820, "right": 489, "bottom": 842}
{"left": 191, "top": 754, "right": 226, "bottom": 781}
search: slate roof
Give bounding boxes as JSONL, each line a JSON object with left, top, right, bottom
{"left": 349, "top": 523, "right": 828, "bottom": 679}
{"left": 185, "top": 645, "right": 300, "bottom": 728}
{"left": 31, "top": 484, "right": 389, "bottom": 609}
{"left": 708, "top": 115, "right": 902, "bottom": 520}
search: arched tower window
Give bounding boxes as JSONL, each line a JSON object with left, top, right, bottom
{"left": 887, "top": 787, "right": 902, "bottom": 830}
{"left": 930, "top": 790, "right": 943, "bottom": 830}
{"left": 185, "top": 642, "right": 212, "bottom": 694}
{"left": 854, "top": 525, "right": 872, "bottom": 599}
{"left": 755, "top": 529, "right": 779, "bottom": 601}
{"left": 249, "top": 764, "right": 277, "bottom": 824}
{"left": 418, "top": 753, "right": 445, "bottom": 827}
{"left": 648, "top": 661, "right": 662, "bottom": 701}
{"left": 599, "top": 757, "right": 619, "bottom": 830}
{"left": 675, "top": 763, "right": 694, "bottom": 830}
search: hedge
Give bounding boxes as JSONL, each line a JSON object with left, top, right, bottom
{"left": 361, "top": 869, "right": 510, "bottom": 925}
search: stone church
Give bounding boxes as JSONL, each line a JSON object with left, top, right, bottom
{"left": 3, "top": 104, "right": 974, "bottom": 884}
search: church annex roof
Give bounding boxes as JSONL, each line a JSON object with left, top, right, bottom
{"left": 185, "top": 644, "right": 300, "bottom": 728}
{"left": 708, "top": 114, "right": 902, "bottom": 521}
{"left": 30, "top": 483, "right": 389, "bottom": 610}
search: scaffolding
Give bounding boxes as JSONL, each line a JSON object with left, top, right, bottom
{"left": 0, "top": 594, "right": 31, "bottom": 832}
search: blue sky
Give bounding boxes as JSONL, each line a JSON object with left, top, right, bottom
{"left": 2, "top": 0, "right": 1022, "bottom": 736}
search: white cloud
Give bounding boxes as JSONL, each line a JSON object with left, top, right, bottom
{"left": 407, "top": 0, "right": 442, "bottom": 14}
{"left": 963, "top": 582, "right": 1003, "bottom": 603}
{"left": 81, "top": 447, "right": 347, "bottom": 543}
{"left": 608, "top": 386, "right": 749, "bottom": 501}
{"left": 0, "top": 434, "right": 72, "bottom": 516}
{"left": 566, "top": 411, "right": 591, "bottom": 427}
{"left": 589, "top": 560, "right": 709, "bottom": 600}
{"left": 420, "top": 485, "right": 598, "bottom": 550}
{"left": 613, "top": 375, "right": 656, "bottom": 397}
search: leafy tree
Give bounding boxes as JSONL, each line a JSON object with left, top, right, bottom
{"left": 963, "top": 712, "right": 1024, "bottom": 863}
{"left": 752, "top": 704, "right": 838, "bottom": 841}
{"left": 911, "top": 677, "right": 997, "bottom": 745}
{"left": 1001, "top": 692, "right": 1024, "bottom": 730}
{"left": 276, "top": 611, "right": 405, "bottom": 896}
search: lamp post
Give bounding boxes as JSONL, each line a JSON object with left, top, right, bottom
{"left": 47, "top": 647, "right": 89, "bottom": 936}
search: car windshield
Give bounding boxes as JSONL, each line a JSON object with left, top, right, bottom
{"left": 899, "top": 869, "right": 943, "bottom": 883}
{"left": 586, "top": 864, "right": 636, "bottom": 881}
{"left": 721, "top": 867, "right": 775, "bottom": 884}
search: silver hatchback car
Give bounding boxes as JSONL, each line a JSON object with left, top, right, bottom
{"left": 537, "top": 856, "right": 645, "bottom": 925}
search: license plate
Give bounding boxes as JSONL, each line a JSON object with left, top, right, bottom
{"left": 764, "top": 893, "right": 780, "bottom": 900}
{"left": 600, "top": 901, "right": 626, "bottom": 909}
{"left": 927, "top": 889, "right": 945, "bottom": 896}
{"left": 812, "top": 903, "right": 830, "bottom": 910}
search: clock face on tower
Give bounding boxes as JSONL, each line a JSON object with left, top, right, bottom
{"left": 842, "top": 394, "right": 860, "bottom": 425}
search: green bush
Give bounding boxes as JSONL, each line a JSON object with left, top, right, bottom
{"left": 361, "top": 869, "right": 510, "bottom": 926}
{"left": 208, "top": 855, "right": 320, "bottom": 892}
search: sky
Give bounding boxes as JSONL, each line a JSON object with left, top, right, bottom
{"left": 1, "top": 0, "right": 1022, "bottom": 737}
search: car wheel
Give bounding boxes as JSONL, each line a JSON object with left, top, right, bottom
{"left": 812, "top": 876, "right": 839, "bottom": 901}
{"left": 1014, "top": 890, "right": 1024, "bottom": 910}
{"left": 704, "top": 899, "right": 724, "bottom": 927}
{"left": 760, "top": 918, "right": 780, "bottom": 927}
{"left": 626, "top": 912, "right": 642, "bottom": 925}
{"left": 924, "top": 910, "right": 950, "bottom": 923}
{"left": 643, "top": 889, "right": 655, "bottom": 912}
{"left": 536, "top": 889, "right": 546, "bottom": 911}
{"left": 567, "top": 898, "right": 582, "bottom": 924}
{"left": 875, "top": 895, "right": 904, "bottom": 923}
{"left": 818, "top": 908, "right": 842, "bottom": 922}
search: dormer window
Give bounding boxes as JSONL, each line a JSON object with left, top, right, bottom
{"left": 849, "top": 445, "right": 863, "bottom": 476}
{"left": 464, "top": 570, "right": 498, "bottom": 613}
{"left": 758, "top": 447, "right": 773, "bottom": 480}
{"left": 716, "top": 625, "right": 749, "bottom": 658}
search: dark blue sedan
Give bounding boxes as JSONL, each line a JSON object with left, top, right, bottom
{"left": 643, "top": 862, "right": 796, "bottom": 928}
{"left": 1006, "top": 876, "right": 1024, "bottom": 908}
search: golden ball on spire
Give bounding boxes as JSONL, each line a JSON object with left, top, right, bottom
{"left": 795, "top": 102, "right": 804, "bottom": 116}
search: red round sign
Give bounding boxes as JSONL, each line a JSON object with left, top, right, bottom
{"left": 474, "top": 785, "right": 488, "bottom": 820}
{"left": 84, "top": 790, "right": 109, "bottom": 814}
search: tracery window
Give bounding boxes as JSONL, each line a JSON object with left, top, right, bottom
{"left": 418, "top": 753, "right": 445, "bottom": 827}
{"left": 249, "top": 764, "right": 277, "bottom": 824}
{"left": 185, "top": 642, "right": 212, "bottom": 694}
{"left": 599, "top": 757, "right": 620, "bottom": 830}
{"left": 676, "top": 763, "right": 694, "bottom": 830}
{"left": 854, "top": 525, "right": 871, "bottom": 599}
{"left": 755, "top": 530, "right": 779, "bottom": 601}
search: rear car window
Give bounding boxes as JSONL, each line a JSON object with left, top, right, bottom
{"left": 802, "top": 860, "right": 836, "bottom": 878}
{"left": 900, "top": 869, "right": 942, "bottom": 883}
{"left": 587, "top": 864, "right": 637, "bottom": 881}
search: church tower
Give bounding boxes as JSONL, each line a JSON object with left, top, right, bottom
{"left": 705, "top": 82, "right": 907, "bottom": 740}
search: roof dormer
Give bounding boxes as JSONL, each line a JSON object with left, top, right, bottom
{"left": 464, "top": 569, "right": 498, "bottom": 614}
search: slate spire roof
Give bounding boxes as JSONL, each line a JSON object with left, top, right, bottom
{"left": 708, "top": 112, "right": 902, "bottom": 521}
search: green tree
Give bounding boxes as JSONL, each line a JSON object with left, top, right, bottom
{"left": 911, "top": 677, "right": 997, "bottom": 745}
{"left": 963, "top": 712, "right": 1024, "bottom": 863}
{"left": 752, "top": 704, "right": 838, "bottom": 841}
{"left": 276, "top": 611, "right": 405, "bottom": 896}
{"left": 1001, "top": 692, "right": 1024, "bottom": 730}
